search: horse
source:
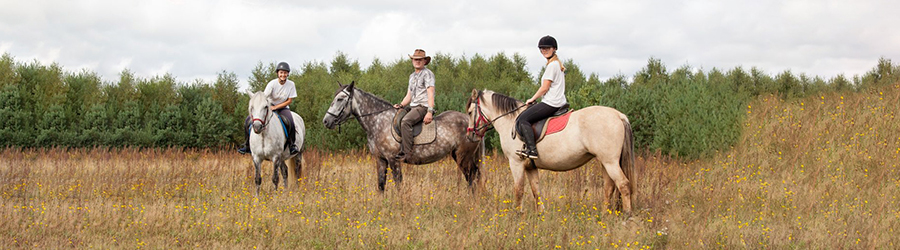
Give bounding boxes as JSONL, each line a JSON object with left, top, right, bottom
{"left": 322, "top": 81, "right": 483, "bottom": 192}
{"left": 465, "top": 89, "right": 637, "bottom": 214}
{"left": 247, "top": 91, "right": 305, "bottom": 194}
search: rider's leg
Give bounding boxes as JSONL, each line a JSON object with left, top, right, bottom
{"left": 238, "top": 115, "right": 251, "bottom": 154}
{"left": 397, "top": 106, "right": 427, "bottom": 160}
{"left": 276, "top": 108, "right": 300, "bottom": 155}
{"left": 515, "top": 102, "right": 557, "bottom": 158}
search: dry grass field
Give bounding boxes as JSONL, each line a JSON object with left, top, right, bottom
{"left": 2, "top": 83, "right": 899, "bottom": 249}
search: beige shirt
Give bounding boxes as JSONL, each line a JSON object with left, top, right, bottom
{"left": 407, "top": 67, "right": 435, "bottom": 107}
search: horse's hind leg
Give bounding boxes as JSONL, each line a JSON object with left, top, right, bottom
{"left": 272, "top": 160, "right": 283, "bottom": 190}
{"left": 601, "top": 161, "right": 632, "bottom": 213}
{"left": 294, "top": 154, "right": 302, "bottom": 182}
{"left": 279, "top": 160, "right": 289, "bottom": 189}
{"left": 600, "top": 165, "right": 618, "bottom": 211}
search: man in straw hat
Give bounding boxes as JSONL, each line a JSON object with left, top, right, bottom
{"left": 392, "top": 49, "right": 436, "bottom": 161}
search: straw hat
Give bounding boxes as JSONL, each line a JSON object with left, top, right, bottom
{"left": 408, "top": 49, "right": 431, "bottom": 65}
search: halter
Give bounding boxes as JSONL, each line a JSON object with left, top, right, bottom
{"left": 467, "top": 91, "right": 526, "bottom": 139}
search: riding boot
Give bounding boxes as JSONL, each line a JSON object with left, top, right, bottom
{"left": 516, "top": 122, "right": 539, "bottom": 159}
{"left": 238, "top": 118, "right": 251, "bottom": 154}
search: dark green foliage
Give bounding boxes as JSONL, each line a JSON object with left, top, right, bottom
{"left": 0, "top": 52, "right": 896, "bottom": 160}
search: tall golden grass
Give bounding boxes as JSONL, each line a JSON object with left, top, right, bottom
{"left": 1, "top": 83, "right": 898, "bottom": 248}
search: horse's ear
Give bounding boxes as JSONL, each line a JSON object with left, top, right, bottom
{"left": 470, "top": 89, "right": 479, "bottom": 100}
{"left": 348, "top": 81, "right": 355, "bottom": 92}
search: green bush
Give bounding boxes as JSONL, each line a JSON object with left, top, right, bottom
{"left": 0, "top": 52, "right": 896, "bottom": 160}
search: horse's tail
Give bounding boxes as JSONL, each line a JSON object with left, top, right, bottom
{"left": 619, "top": 113, "right": 636, "bottom": 202}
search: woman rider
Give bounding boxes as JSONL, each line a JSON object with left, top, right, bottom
{"left": 517, "top": 35, "right": 567, "bottom": 159}
{"left": 238, "top": 61, "right": 301, "bottom": 155}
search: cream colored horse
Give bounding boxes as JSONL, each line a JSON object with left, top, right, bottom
{"left": 466, "top": 89, "right": 636, "bottom": 213}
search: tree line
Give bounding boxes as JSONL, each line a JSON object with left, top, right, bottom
{"left": 1, "top": 52, "right": 897, "bottom": 159}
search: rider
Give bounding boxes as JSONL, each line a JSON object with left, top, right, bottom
{"left": 392, "top": 49, "right": 436, "bottom": 161}
{"left": 237, "top": 61, "right": 301, "bottom": 155}
{"left": 516, "top": 35, "right": 567, "bottom": 159}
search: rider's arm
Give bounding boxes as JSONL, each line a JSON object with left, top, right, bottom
{"left": 398, "top": 90, "right": 412, "bottom": 107}
{"left": 426, "top": 86, "right": 435, "bottom": 109}
{"left": 527, "top": 79, "right": 551, "bottom": 104}
{"left": 272, "top": 98, "right": 292, "bottom": 110}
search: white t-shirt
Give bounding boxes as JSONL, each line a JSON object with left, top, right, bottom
{"left": 263, "top": 79, "right": 298, "bottom": 108}
{"left": 540, "top": 60, "right": 566, "bottom": 107}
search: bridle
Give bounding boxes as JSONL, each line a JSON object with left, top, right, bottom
{"left": 251, "top": 103, "right": 274, "bottom": 133}
{"left": 467, "top": 91, "right": 526, "bottom": 139}
{"left": 325, "top": 87, "right": 393, "bottom": 127}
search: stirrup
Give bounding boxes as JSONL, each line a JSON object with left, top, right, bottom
{"left": 238, "top": 146, "right": 251, "bottom": 155}
{"left": 516, "top": 149, "right": 538, "bottom": 159}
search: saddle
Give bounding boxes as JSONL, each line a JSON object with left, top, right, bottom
{"left": 515, "top": 104, "right": 572, "bottom": 143}
{"left": 390, "top": 108, "right": 437, "bottom": 145}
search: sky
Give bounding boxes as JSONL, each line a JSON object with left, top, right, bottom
{"left": 2, "top": 0, "right": 898, "bottom": 90}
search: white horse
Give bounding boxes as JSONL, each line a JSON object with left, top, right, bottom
{"left": 248, "top": 92, "right": 305, "bottom": 193}
{"left": 466, "top": 90, "right": 637, "bottom": 214}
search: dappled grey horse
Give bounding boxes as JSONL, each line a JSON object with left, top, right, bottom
{"left": 322, "top": 82, "right": 482, "bottom": 192}
{"left": 248, "top": 92, "right": 305, "bottom": 194}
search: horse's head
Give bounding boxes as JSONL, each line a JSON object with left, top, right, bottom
{"left": 323, "top": 81, "right": 356, "bottom": 129}
{"left": 248, "top": 92, "right": 271, "bottom": 134}
{"left": 466, "top": 89, "right": 490, "bottom": 141}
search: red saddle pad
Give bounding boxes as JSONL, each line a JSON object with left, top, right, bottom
{"left": 545, "top": 112, "right": 572, "bottom": 135}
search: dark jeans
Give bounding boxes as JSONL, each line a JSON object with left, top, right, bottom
{"left": 399, "top": 106, "right": 428, "bottom": 155}
{"left": 516, "top": 102, "right": 561, "bottom": 149}
{"left": 243, "top": 108, "right": 296, "bottom": 149}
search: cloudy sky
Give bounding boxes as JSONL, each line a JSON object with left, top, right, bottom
{"left": 2, "top": 0, "right": 898, "bottom": 90}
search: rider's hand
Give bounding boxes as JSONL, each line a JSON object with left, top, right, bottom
{"left": 525, "top": 98, "right": 536, "bottom": 106}
{"left": 393, "top": 104, "right": 402, "bottom": 109}
{"left": 424, "top": 112, "right": 433, "bottom": 124}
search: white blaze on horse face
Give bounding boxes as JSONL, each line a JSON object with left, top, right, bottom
{"left": 249, "top": 93, "right": 270, "bottom": 133}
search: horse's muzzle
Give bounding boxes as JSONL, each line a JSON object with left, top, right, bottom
{"left": 323, "top": 117, "right": 336, "bottom": 130}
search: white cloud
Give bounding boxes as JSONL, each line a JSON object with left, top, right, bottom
{"left": 0, "top": 0, "right": 898, "bottom": 89}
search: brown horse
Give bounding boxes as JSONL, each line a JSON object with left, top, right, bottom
{"left": 322, "top": 82, "right": 482, "bottom": 192}
{"left": 466, "top": 89, "right": 637, "bottom": 213}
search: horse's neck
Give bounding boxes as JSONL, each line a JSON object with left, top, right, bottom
{"left": 351, "top": 90, "right": 393, "bottom": 134}
{"left": 489, "top": 110, "right": 518, "bottom": 139}
{"left": 260, "top": 112, "right": 287, "bottom": 140}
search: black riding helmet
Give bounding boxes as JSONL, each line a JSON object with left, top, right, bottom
{"left": 538, "top": 35, "right": 558, "bottom": 49}
{"left": 276, "top": 62, "right": 290, "bottom": 73}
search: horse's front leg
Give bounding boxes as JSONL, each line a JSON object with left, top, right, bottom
{"left": 525, "top": 166, "right": 545, "bottom": 214}
{"left": 389, "top": 159, "right": 402, "bottom": 188}
{"left": 376, "top": 157, "right": 388, "bottom": 192}
{"left": 509, "top": 159, "right": 527, "bottom": 213}
{"left": 253, "top": 158, "right": 263, "bottom": 196}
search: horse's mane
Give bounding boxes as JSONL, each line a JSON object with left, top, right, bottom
{"left": 340, "top": 84, "right": 393, "bottom": 107}
{"left": 487, "top": 91, "right": 524, "bottom": 115}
